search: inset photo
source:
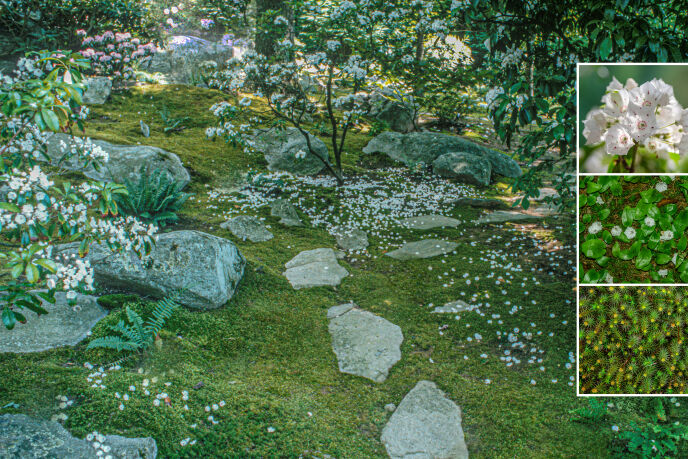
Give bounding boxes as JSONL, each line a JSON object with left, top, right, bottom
{"left": 578, "top": 63, "right": 688, "bottom": 173}
{"left": 579, "top": 286, "right": 688, "bottom": 395}
{"left": 579, "top": 175, "right": 688, "bottom": 284}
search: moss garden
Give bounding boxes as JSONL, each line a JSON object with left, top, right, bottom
{"left": 579, "top": 286, "right": 688, "bottom": 395}
{"left": 579, "top": 175, "right": 688, "bottom": 284}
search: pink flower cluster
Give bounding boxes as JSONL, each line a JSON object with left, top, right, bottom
{"left": 78, "top": 30, "right": 157, "bottom": 81}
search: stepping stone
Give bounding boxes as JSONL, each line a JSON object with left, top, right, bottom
{"left": 0, "top": 292, "right": 106, "bottom": 354}
{"left": 0, "top": 414, "right": 157, "bottom": 458}
{"left": 327, "top": 303, "right": 403, "bottom": 383}
{"left": 270, "top": 199, "right": 303, "bottom": 226}
{"left": 475, "top": 210, "right": 544, "bottom": 224}
{"left": 283, "top": 248, "right": 348, "bottom": 289}
{"left": 381, "top": 381, "right": 468, "bottom": 459}
{"left": 220, "top": 215, "right": 274, "bottom": 242}
{"left": 431, "top": 300, "right": 476, "bottom": 314}
{"left": 331, "top": 226, "right": 369, "bottom": 251}
{"left": 385, "top": 240, "right": 458, "bottom": 261}
{"left": 451, "top": 197, "right": 505, "bottom": 209}
{"left": 399, "top": 214, "right": 460, "bottom": 230}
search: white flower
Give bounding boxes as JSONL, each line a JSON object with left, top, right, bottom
{"left": 660, "top": 230, "right": 674, "bottom": 241}
{"left": 624, "top": 227, "right": 636, "bottom": 239}
{"left": 656, "top": 181, "right": 668, "bottom": 192}
{"left": 612, "top": 425, "right": 619, "bottom": 432}
{"left": 659, "top": 269, "right": 668, "bottom": 277}
{"left": 604, "top": 124, "right": 633, "bottom": 155}
{"left": 596, "top": 196, "right": 604, "bottom": 205}
{"left": 611, "top": 226, "right": 622, "bottom": 237}
{"left": 644, "top": 217, "right": 655, "bottom": 227}
{"left": 588, "top": 221, "right": 602, "bottom": 234}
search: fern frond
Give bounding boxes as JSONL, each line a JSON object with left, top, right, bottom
{"left": 87, "top": 336, "right": 141, "bottom": 351}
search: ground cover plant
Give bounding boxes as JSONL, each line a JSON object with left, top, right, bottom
{"left": 579, "top": 286, "right": 688, "bottom": 395}
{"left": 580, "top": 175, "right": 688, "bottom": 284}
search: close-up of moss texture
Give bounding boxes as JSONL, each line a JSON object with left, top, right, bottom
{"left": 580, "top": 286, "right": 688, "bottom": 394}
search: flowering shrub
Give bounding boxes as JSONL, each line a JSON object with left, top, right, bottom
{"left": 0, "top": 52, "right": 156, "bottom": 330}
{"left": 579, "top": 175, "right": 688, "bottom": 284}
{"left": 580, "top": 286, "right": 688, "bottom": 394}
{"left": 78, "top": 30, "right": 157, "bottom": 82}
{"left": 0, "top": 0, "right": 157, "bottom": 52}
{"left": 207, "top": 39, "right": 372, "bottom": 185}
{"left": 583, "top": 77, "right": 688, "bottom": 172}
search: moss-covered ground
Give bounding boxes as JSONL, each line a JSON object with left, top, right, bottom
{"left": 0, "top": 84, "right": 679, "bottom": 457}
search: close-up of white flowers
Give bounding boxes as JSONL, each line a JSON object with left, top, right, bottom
{"left": 582, "top": 76, "right": 688, "bottom": 172}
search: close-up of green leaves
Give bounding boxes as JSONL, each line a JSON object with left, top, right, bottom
{"left": 580, "top": 286, "right": 688, "bottom": 395}
{"left": 579, "top": 175, "right": 688, "bottom": 284}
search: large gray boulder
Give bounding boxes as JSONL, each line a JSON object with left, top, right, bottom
{"left": 83, "top": 77, "right": 112, "bottom": 105}
{"left": 0, "top": 292, "right": 106, "bottom": 353}
{"left": 0, "top": 414, "right": 157, "bottom": 458}
{"left": 432, "top": 152, "right": 491, "bottom": 186}
{"left": 363, "top": 132, "right": 521, "bottom": 179}
{"left": 327, "top": 303, "right": 403, "bottom": 383}
{"left": 346, "top": 89, "right": 415, "bottom": 133}
{"left": 385, "top": 240, "right": 458, "bottom": 261}
{"left": 45, "top": 133, "right": 190, "bottom": 188}
{"left": 141, "top": 35, "right": 233, "bottom": 84}
{"left": 55, "top": 231, "right": 245, "bottom": 310}
{"left": 251, "top": 128, "right": 329, "bottom": 175}
{"left": 381, "top": 381, "right": 468, "bottom": 459}
{"left": 283, "top": 248, "right": 348, "bottom": 289}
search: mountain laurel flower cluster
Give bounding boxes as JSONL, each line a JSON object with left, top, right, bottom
{"left": 78, "top": 30, "right": 157, "bottom": 81}
{"left": 583, "top": 77, "right": 688, "bottom": 161}
{"left": 0, "top": 52, "right": 156, "bottom": 330}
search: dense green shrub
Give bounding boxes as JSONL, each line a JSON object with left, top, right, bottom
{"left": 0, "top": 0, "right": 157, "bottom": 54}
{"left": 115, "top": 167, "right": 191, "bottom": 227}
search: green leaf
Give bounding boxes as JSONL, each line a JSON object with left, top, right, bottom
{"left": 679, "top": 236, "right": 687, "bottom": 252}
{"left": 599, "top": 208, "right": 611, "bottom": 221}
{"left": 599, "top": 36, "right": 613, "bottom": 59}
{"left": 2, "top": 306, "right": 16, "bottom": 330}
{"left": 655, "top": 253, "right": 671, "bottom": 265}
{"left": 41, "top": 108, "right": 60, "bottom": 132}
{"left": 635, "top": 248, "right": 652, "bottom": 271}
{"left": 586, "top": 181, "right": 602, "bottom": 194}
{"left": 581, "top": 239, "right": 607, "bottom": 259}
{"left": 622, "top": 206, "right": 634, "bottom": 227}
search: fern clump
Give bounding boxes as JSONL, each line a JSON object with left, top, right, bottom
{"left": 115, "top": 167, "right": 191, "bottom": 227}
{"left": 87, "top": 295, "right": 180, "bottom": 353}
{"left": 580, "top": 286, "right": 688, "bottom": 394}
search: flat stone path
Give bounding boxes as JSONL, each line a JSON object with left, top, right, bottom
{"left": 283, "top": 248, "right": 348, "bottom": 289}
{"left": 327, "top": 303, "right": 403, "bottom": 383}
{"left": 385, "top": 240, "right": 458, "bottom": 260}
{"left": 381, "top": 381, "right": 468, "bottom": 459}
{"left": 399, "top": 214, "right": 460, "bottom": 230}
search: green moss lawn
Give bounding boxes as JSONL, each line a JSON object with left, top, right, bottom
{"left": 0, "top": 84, "right": 660, "bottom": 458}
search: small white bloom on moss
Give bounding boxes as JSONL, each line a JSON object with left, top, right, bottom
{"left": 656, "top": 181, "right": 668, "bottom": 192}
{"left": 624, "top": 227, "right": 636, "bottom": 239}
{"left": 588, "top": 221, "right": 603, "bottom": 234}
{"left": 660, "top": 230, "right": 674, "bottom": 241}
{"left": 611, "top": 226, "right": 622, "bottom": 237}
{"left": 644, "top": 216, "right": 655, "bottom": 227}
